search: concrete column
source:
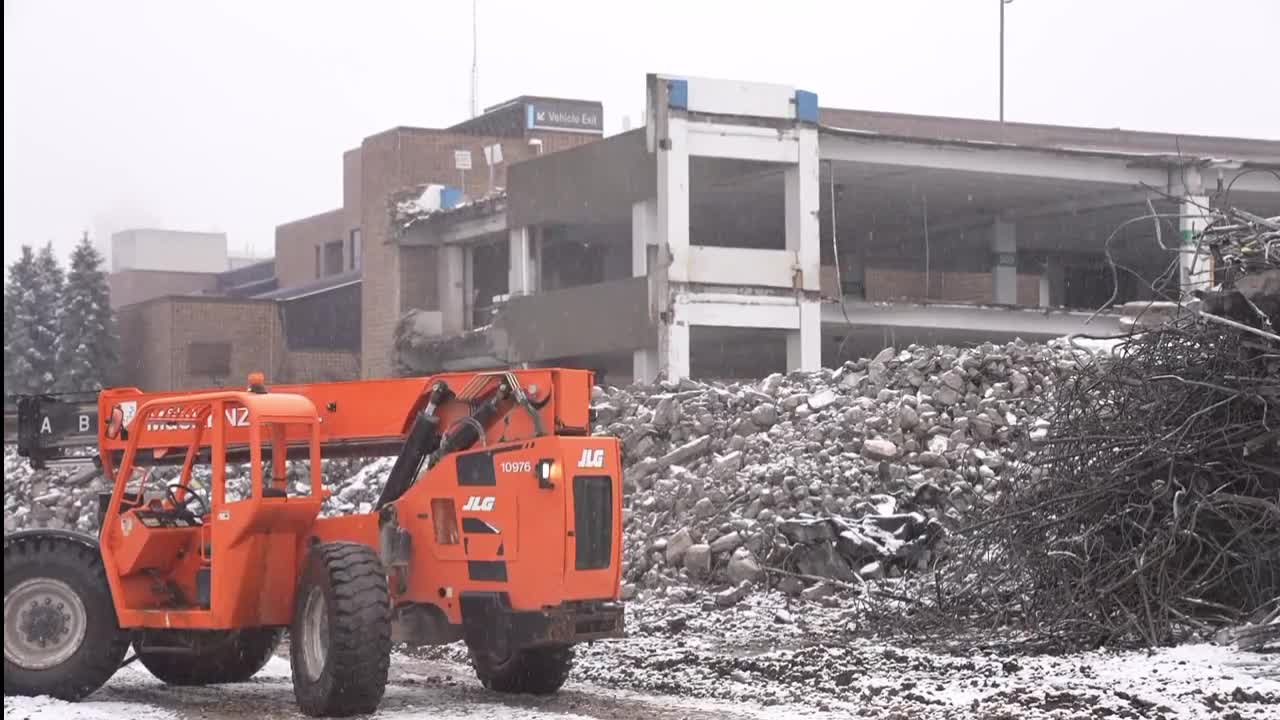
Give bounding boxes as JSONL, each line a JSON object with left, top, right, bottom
{"left": 654, "top": 114, "right": 689, "bottom": 380}
{"left": 783, "top": 126, "right": 821, "bottom": 372}
{"left": 437, "top": 244, "right": 466, "bottom": 335}
{"left": 631, "top": 198, "right": 658, "bottom": 276}
{"left": 656, "top": 117, "right": 689, "bottom": 282}
{"left": 660, "top": 312, "right": 691, "bottom": 381}
{"left": 991, "top": 219, "right": 1017, "bottom": 305}
{"left": 531, "top": 226, "right": 543, "bottom": 293}
{"left": 508, "top": 226, "right": 533, "bottom": 296}
{"left": 785, "top": 127, "right": 821, "bottom": 291}
{"left": 632, "top": 197, "right": 661, "bottom": 384}
{"left": 633, "top": 348, "right": 660, "bottom": 384}
{"left": 1179, "top": 195, "right": 1213, "bottom": 296}
{"left": 786, "top": 298, "right": 822, "bottom": 371}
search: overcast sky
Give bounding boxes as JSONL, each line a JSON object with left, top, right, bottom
{"left": 5, "top": 0, "right": 1278, "bottom": 266}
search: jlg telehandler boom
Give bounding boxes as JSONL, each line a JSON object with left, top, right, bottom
{"left": 3, "top": 369, "right": 624, "bottom": 716}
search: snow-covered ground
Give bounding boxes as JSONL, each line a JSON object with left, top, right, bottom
{"left": 5, "top": 628, "right": 1277, "bottom": 720}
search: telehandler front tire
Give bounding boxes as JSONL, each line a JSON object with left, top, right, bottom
{"left": 469, "top": 643, "right": 575, "bottom": 695}
{"left": 3, "top": 531, "right": 129, "bottom": 701}
{"left": 136, "top": 628, "right": 282, "bottom": 685}
{"left": 290, "top": 542, "right": 391, "bottom": 717}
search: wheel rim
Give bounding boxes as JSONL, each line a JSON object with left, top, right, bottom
{"left": 4, "top": 578, "right": 89, "bottom": 670}
{"left": 301, "top": 586, "right": 329, "bottom": 682}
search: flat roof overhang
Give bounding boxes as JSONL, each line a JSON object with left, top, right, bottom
{"left": 821, "top": 300, "right": 1123, "bottom": 338}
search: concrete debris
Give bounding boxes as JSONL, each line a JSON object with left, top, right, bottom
{"left": 593, "top": 338, "right": 1110, "bottom": 607}
{"left": 666, "top": 527, "right": 694, "bottom": 565}
{"left": 715, "top": 580, "right": 753, "bottom": 607}
{"left": 800, "top": 581, "right": 837, "bottom": 602}
{"left": 726, "top": 547, "right": 764, "bottom": 583}
{"left": 683, "top": 543, "right": 712, "bottom": 577}
{"left": 3, "top": 337, "right": 1114, "bottom": 620}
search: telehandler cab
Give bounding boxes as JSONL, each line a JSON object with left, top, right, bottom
{"left": 3, "top": 369, "right": 624, "bottom": 716}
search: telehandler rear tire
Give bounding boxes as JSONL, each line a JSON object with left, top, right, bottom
{"left": 3, "top": 531, "right": 129, "bottom": 701}
{"left": 135, "top": 628, "right": 282, "bottom": 685}
{"left": 290, "top": 542, "right": 391, "bottom": 717}
{"left": 469, "top": 643, "right": 575, "bottom": 695}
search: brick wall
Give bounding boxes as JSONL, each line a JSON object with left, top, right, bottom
{"left": 168, "top": 298, "right": 280, "bottom": 390}
{"left": 399, "top": 245, "right": 438, "bottom": 312}
{"left": 358, "top": 131, "right": 402, "bottom": 379}
{"left": 279, "top": 349, "right": 360, "bottom": 383}
{"left": 119, "top": 294, "right": 365, "bottom": 390}
{"left": 109, "top": 269, "right": 219, "bottom": 308}
{"left": 358, "top": 127, "right": 599, "bottom": 378}
{"left": 117, "top": 299, "right": 173, "bottom": 389}
{"left": 275, "top": 209, "right": 346, "bottom": 289}
{"left": 865, "top": 268, "right": 1040, "bottom": 306}
{"left": 343, "top": 148, "right": 362, "bottom": 245}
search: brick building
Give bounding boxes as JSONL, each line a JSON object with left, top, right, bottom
{"left": 273, "top": 96, "right": 605, "bottom": 377}
{"left": 114, "top": 95, "right": 604, "bottom": 390}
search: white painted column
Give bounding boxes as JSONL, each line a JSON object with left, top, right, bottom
{"left": 787, "top": 298, "right": 822, "bottom": 371}
{"left": 508, "top": 226, "right": 533, "bottom": 296}
{"left": 438, "top": 243, "right": 466, "bottom": 335}
{"left": 656, "top": 117, "right": 690, "bottom": 282}
{"left": 631, "top": 198, "right": 660, "bottom": 383}
{"left": 661, "top": 312, "right": 691, "bottom": 381}
{"left": 655, "top": 116, "right": 690, "bottom": 380}
{"left": 785, "top": 127, "right": 821, "bottom": 291}
{"left": 1179, "top": 196, "right": 1213, "bottom": 296}
{"left": 784, "top": 126, "right": 821, "bottom": 371}
{"left": 991, "top": 219, "right": 1017, "bottom": 305}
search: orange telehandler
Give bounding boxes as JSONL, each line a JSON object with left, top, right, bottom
{"left": 3, "top": 369, "right": 624, "bottom": 716}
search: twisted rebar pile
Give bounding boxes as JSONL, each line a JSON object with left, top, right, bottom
{"left": 916, "top": 204, "right": 1280, "bottom": 650}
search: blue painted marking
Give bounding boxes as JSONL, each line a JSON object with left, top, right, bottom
{"left": 441, "top": 186, "right": 464, "bottom": 209}
{"left": 526, "top": 104, "right": 535, "bottom": 129}
{"left": 794, "top": 90, "right": 819, "bottom": 123}
{"left": 668, "top": 79, "right": 688, "bottom": 110}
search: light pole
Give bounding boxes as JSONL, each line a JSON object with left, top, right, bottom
{"left": 1000, "top": 0, "right": 1013, "bottom": 123}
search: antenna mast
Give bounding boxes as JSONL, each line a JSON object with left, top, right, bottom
{"left": 470, "top": 0, "right": 479, "bottom": 118}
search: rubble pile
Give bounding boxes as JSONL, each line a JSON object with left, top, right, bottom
{"left": 4, "top": 451, "right": 102, "bottom": 534}
{"left": 2, "top": 451, "right": 392, "bottom": 535}
{"left": 598, "top": 339, "right": 1098, "bottom": 602}
{"left": 5, "top": 337, "right": 1116, "bottom": 612}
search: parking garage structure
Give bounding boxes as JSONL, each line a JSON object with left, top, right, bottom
{"left": 391, "top": 73, "right": 1280, "bottom": 383}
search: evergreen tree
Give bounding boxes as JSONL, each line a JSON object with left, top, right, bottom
{"left": 3, "top": 246, "right": 39, "bottom": 393}
{"left": 27, "top": 242, "right": 65, "bottom": 391}
{"left": 56, "top": 233, "right": 118, "bottom": 391}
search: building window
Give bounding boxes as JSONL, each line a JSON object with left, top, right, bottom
{"left": 314, "top": 246, "right": 321, "bottom": 279}
{"left": 349, "top": 229, "right": 362, "bottom": 270}
{"left": 188, "top": 341, "right": 232, "bottom": 378}
{"left": 324, "top": 240, "right": 343, "bottom": 276}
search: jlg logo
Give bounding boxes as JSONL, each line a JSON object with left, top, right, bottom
{"left": 462, "top": 496, "right": 496, "bottom": 512}
{"left": 577, "top": 448, "right": 605, "bottom": 468}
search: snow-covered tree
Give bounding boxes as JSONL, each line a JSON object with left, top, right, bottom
{"left": 4, "top": 245, "right": 40, "bottom": 393}
{"left": 56, "top": 233, "right": 118, "bottom": 391}
{"left": 26, "top": 242, "right": 66, "bottom": 391}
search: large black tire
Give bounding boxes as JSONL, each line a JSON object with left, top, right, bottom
{"left": 469, "top": 644, "right": 575, "bottom": 695}
{"left": 3, "top": 532, "right": 129, "bottom": 700}
{"left": 136, "top": 628, "right": 282, "bottom": 685}
{"left": 290, "top": 542, "right": 391, "bottom": 717}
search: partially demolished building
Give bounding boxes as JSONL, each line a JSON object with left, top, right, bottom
{"left": 116, "top": 73, "right": 1280, "bottom": 389}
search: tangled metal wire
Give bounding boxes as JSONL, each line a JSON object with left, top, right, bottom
{"left": 912, "top": 204, "right": 1280, "bottom": 650}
